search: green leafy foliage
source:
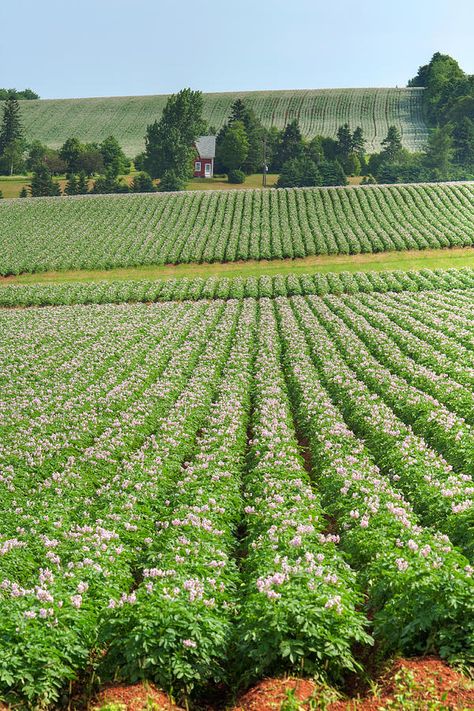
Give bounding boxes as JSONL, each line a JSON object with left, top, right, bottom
{"left": 144, "top": 88, "right": 205, "bottom": 180}
{"left": 227, "top": 168, "right": 246, "bottom": 184}
{"left": 0, "top": 182, "right": 474, "bottom": 273}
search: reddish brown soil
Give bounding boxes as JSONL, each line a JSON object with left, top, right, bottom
{"left": 232, "top": 677, "right": 319, "bottom": 710}
{"left": 232, "top": 659, "right": 474, "bottom": 710}
{"left": 330, "top": 658, "right": 474, "bottom": 710}
{"left": 92, "top": 682, "right": 183, "bottom": 710}
{"left": 88, "top": 659, "right": 473, "bottom": 710}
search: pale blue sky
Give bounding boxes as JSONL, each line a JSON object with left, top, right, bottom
{"left": 1, "top": 0, "right": 473, "bottom": 99}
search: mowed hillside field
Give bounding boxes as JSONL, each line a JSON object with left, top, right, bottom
{"left": 1, "top": 182, "right": 473, "bottom": 275}
{"left": 0, "top": 87, "right": 428, "bottom": 156}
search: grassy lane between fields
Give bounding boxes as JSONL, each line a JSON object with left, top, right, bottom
{"left": 1, "top": 247, "right": 474, "bottom": 287}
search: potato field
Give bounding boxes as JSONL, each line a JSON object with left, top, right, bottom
{"left": 0, "top": 285, "right": 473, "bottom": 706}
{"left": 1, "top": 265, "right": 474, "bottom": 308}
{"left": 1, "top": 182, "right": 474, "bottom": 276}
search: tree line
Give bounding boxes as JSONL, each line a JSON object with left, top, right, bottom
{"left": 137, "top": 91, "right": 351, "bottom": 189}
{"left": 0, "top": 53, "right": 473, "bottom": 198}
{"left": 406, "top": 52, "right": 474, "bottom": 180}
{"left": 0, "top": 88, "right": 38, "bottom": 101}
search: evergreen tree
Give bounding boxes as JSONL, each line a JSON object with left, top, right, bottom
{"left": 305, "top": 136, "right": 324, "bottom": 164}
{"left": 19, "top": 186, "right": 28, "bottom": 197}
{"left": 321, "top": 137, "right": 338, "bottom": 161}
{"left": 130, "top": 171, "right": 156, "bottom": 192}
{"left": 336, "top": 123, "right": 353, "bottom": 161}
{"left": 228, "top": 99, "right": 248, "bottom": 124}
{"left": 30, "top": 166, "right": 60, "bottom": 197}
{"left": 92, "top": 167, "right": 128, "bottom": 194}
{"left": 381, "top": 126, "right": 403, "bottom": 162}
{"left": 346, "top": 152, "right": 361, "bottom": 176}
{"left": 0, "top": 97, "right": 23, "bottom": 152}
{"left": 319, "top": 160, "right": 347, "bottom": 186}
{"left": 51, "top": 181, "right": 62, "bottom": 197}
{"left": 158, "top": 169, "right": 185, "bottom": 192}
{"left": 423, "top": 124, "right": 453, "bottom": 175}
{"left": 275, "top": 120, "right": 304, "bottom": 170}
{"left": 0, "top": 97, "right": 24, "bottom": 175}
{"left": 144, "top": 88, "right": 205, "bottom": 180}
{"left": 228, "top": 99, "right": 263, "bottom": 173}
{"left": 65, "top": 173, "right": 78, "bottom": 196}
{"left": 352, "top": 127, "right": 365, "bottom": 156}
{"left": 265, "top": 126, "right": 282, "bottom": 171}
{"left": 277, "top": 156, "right": 321, "bottom": 188}
{"left": 76, "top": 171, "right": 88, "bottom": 194}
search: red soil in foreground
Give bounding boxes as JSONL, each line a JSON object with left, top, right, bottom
{"left": 91, "top": 659, "right": 474, "bottom": 710}
{"left": 233, "top": 659, "right": 474, "bottom": 710}
{"left": 92, "top": 682, "right": 182, "bottom": 710}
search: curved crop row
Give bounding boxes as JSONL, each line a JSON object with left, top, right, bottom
{"left": 276, "top": 298, "right": 474, "bottom": 661}
{"left": 1, "top": 182, "right": 473, "bottom": 275}
{"left": 1, "top": 87, "right": 427, "bottom": 156}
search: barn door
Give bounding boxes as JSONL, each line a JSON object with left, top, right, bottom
{"left": 205, "top": 162, "right": 212, "bottom": 177}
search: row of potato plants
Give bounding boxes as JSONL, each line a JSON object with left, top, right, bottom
{"left": 345, "top": 292, "right": 474, "bottom": 389}
{"left": 1, "top": 293, "right": 473, "bottom": 705}
{"left": 290, "top": 296, "right": 473, "bottom": 558}
{"left": 315, "top": 297, "right": 474, "bottom": 474}
{"left": 276, "top": 298, "right": 474, "bottom": 663}
{"left": 1, "top": 182, "right": 473, "bottom": 275}
{"left": 1, "top": 266, "right": 474, "bottom": 309}
{"left": 236, "top": 300, "right": 370, "bottom": 683}
{"left": 0, "top": 300, "right": 238, "bottom": 704}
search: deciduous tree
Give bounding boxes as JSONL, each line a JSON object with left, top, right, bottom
{"left": 144, "top": 89, "right": 205, "bottom": 181}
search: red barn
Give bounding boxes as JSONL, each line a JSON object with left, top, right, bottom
{"left": 193, "top": 135, "right": 216, "bottom": 178}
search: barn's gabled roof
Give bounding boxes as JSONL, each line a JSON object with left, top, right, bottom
{"left": 195, "top": 135, "right": 216, "bottom": 158}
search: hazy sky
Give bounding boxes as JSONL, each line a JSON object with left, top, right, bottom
{"left": 1, "top": 0, "right": 473, "bottom": 99}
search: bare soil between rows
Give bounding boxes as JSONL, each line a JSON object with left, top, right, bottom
{"left": 87, "top": 658, "right": 474, "bottom": 710}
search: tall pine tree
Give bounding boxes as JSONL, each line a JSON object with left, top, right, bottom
{"left": 0, "top": 96, "right": 24, "bottom": 174}
{"left": 275, "top": 120, "right": 304, "bottom": 169}
{"left": 30, "top": 166, "right": 61, "bottom": 197}
{"left": 381, "top": 126, "right": 403, "bottom": 162}
{"left": 0, "top": 96, "right": 23, "bottom": 151}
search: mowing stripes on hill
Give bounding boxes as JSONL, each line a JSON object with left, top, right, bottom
{"left": 1, "top": 87, "right": 428, "bottom": 156}
{"left": 1, "top": 182, "right": 473, "bottom": 276}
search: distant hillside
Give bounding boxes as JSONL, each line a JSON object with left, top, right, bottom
{"left": 2, "top": 88, "right": 428, "bottom": 157}
{"left": 1, "top": 181, "right": 472, "bottom": 276}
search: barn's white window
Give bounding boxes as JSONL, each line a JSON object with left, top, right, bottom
{"left": 195, "top": 161, "right": 201, "bottom": 172}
